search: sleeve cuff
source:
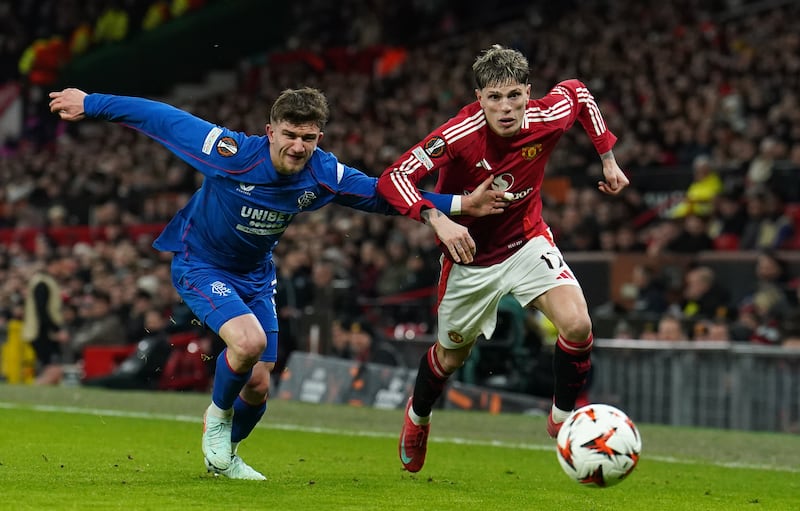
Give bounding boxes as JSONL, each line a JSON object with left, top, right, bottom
{"left": 450, "top": 195, "right": 462, "bottom": 215}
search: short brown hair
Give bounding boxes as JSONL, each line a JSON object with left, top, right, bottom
{"left": 269, "top": 87, "right": 330, "bottom": 129}
{"left": 472, "top": 45, "right": 530, "bottom": 89}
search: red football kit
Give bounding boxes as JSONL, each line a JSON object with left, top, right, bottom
{"left": 377, "top": 79, "right": 617, "bottom": 266}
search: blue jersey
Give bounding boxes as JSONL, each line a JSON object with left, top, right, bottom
{"left": 84, "top": 94, "right": 454, "bottom": 273}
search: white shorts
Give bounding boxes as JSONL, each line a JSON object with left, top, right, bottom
{"left": 436, "top": 235, "right": 581, "bottom": 348}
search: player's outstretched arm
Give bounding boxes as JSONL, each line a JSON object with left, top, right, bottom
{"left": 421, "top": 208, "right": 476, "bottom": 264}
{"left": 49, "top": 88, "right": 87, "bottom": 121}
{"left": 597, "top": 150, "right": 630, "bottom": 196}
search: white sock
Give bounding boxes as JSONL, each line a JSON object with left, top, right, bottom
{"left": 207, "top": 402, "right": 233, "bottom": 419}
{"left": 408, "top": 405, "right": 431, "bottom": 426}
{"left": 551, "top": 404, "right": 572, "bottom": 423}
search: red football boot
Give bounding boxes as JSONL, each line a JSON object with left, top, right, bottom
{"left": 547, "top": 409, "right": 565, "bottom": 439}
{"left": 398, "top": 398, "right": 430, "bottom": 472}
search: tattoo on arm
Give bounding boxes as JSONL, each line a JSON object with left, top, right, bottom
{"left": 421, "top": 208, "right": 444, "bottom": 224}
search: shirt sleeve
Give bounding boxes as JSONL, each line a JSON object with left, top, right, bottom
{"left": 83, "top": 93, "right": 265, "bottom": 178}
{"left": 332, "top": 161, "right": 456, "bottom": 215}
{"left": 549, "top": 79, "right": 618, "bottom": 155}
{"left": 375, "top": 127, "right": 453, "bottom": 222}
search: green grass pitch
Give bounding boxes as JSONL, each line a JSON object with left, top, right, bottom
{"left": 0, "top": 384, "right": 798, "bottom": 510}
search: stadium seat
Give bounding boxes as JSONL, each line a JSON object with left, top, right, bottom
{"left": 713, "top": 233, "right": 740, "bottom": 251}
{"left": 158, "top": 332, "right": 209, "bottom": 391}
{"left": 781, "top": 203, "right": 800, "bottom": 249}
{"left": 82, "top": 345, "right": 137, "bottom": 379}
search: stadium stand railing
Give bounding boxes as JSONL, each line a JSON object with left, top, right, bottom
{"left": 591, "top": 339, "right": 800, "bottom": 433}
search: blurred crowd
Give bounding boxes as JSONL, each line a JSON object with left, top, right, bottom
{"left": 1, "top": 0, "right": 209, "bottom": 87}
{"left": 1, "top": 0, "right": 799, "bottom": 386}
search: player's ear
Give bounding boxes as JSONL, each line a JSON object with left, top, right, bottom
{"left": 317, "top": 131, "right": 324, "bottom": 144}
{"left": 266, "top": 123, "right": 274, "bottom": 142}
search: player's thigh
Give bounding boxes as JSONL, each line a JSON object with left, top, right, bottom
{"left": 175, "top": 271, "right": 253, "bottom": 335}
{"left": 172, "top": 258, "right": 277, "bottom": 336}
{"left": 507, "top": 237, "right": 590, "bottom": 331}
{"left": 247, "top": 298, "right": 278, "bottom": 363}
{"left": 531, "top": 284, "right": 590, "bottom": 333}
{"left": 509, "top": 238, "right": 583, "bottom": 308}
{"left": 215, "top": 292, "right": 278, "bottom": 363}
{"left": 437, "top": 264, "right": 506, "bottom": 348}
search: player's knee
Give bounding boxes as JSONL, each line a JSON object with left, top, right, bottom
{"left": 559, "top": 314, "right": 593, "bottom": 347}
{"left": 436, "top": 342, "right": 473, "bottom": 374}
{"left": 229, "top": 332, "right": 267, "bottom": 365}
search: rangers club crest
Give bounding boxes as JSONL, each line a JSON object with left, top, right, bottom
{"left": 297, "top": 191, "right": 317, "bottom": 209}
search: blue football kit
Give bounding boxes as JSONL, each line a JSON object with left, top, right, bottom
{"left": 83, "top": 94, "right": 457, "bottom": 362}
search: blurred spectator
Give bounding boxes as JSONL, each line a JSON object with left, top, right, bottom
{"left": 69, "top": 289, "right": 126, "bottom": 357}
{"left": 595, "top": 262, "right": 672, "bottom": 322}
{"left": 611, "top": 319, "right": 637, "bottom": 340}
{"left": 142, "top": 1, "right": 171, "bottom": 30}
{"left": 707, "top": 191, "right": 747, "bottom": 250}
{"left": 666, "top": 215, "right": 714, "bottom": 253}
{"left": 598, "top": 228, "right": 617, "bottom": 252}
{"left": 781, "top": 308, "right": 800, "bottom": 349}
{"left": 755, "top": 251, "right": 797, "bottom": 309}
{"left": 347, "top": 317, "right": 401, "bottom": 367}
{"left": 670, "top": 154, "right": 723, "bottom": 219}
{"left": 375, "top": 233, "right": 412, "bottom": 296}
{"left": 739, "top": 187, "right": 795, "bottom": 250}
{"left": 680, "top": 265, "right": 731, "bottom": 321}
{"left": 746, "top": 136, "right": 784, "bottom": 189}
{"left": 731, "top": 251, "right": 797, "bottom": 344}
{"left": 22, "top": 255, "right": 70, "bottom": 385}
{"left": 647, "top": 314, "right": 688, "bottom": 342}
{"left": 170, "top": 0, "right": 207, "bottom": 18}
{"left": 630, "top": 264, "right": 669, "bottom": 317}
{"left": 614, "top": 224, "right": 647, "bottom": 253}
{"left": 122, "top": 288, "right": 156, "bottom": 343}
{"left": 693, "top": 319, "right": 732, "bottom": 342}
{"left": 83, "top": 307, "right": 172, "bottom": 390}
{"left": 303, "top": 258, "right": 358, "bottom": 355}
{"left": 274, "top": 248, "right": 312, "bottom": 377}
{"left": 329, "top": 318, "right": 353, "bottom": 359}
{"left": 93, "top": 3, "right": 130, "bottom": 45}
{"left": 644, "top": 219, "right": 682, "bottom": 256}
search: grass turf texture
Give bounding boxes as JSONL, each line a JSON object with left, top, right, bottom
{"left": 0, "top": 384, "right": 798, "bottom": 510}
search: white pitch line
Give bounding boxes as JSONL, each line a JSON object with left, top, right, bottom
{"left": 1, "top": 401, "right": 797, "bottom": 474}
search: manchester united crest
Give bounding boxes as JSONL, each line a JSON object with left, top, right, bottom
{"left": 521, "top": 144, "right": 543, "bottom": 160}
{"left": 447, "top": 331, "right": 464, "bottom": 344}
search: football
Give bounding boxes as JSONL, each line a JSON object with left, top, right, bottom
{"left": 555, "top": 403, "right": 642, "bottom": 487}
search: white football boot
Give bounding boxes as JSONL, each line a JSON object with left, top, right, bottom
{"left": 205, "top": 454, "right": 266, "bottom": 481}
{"left": 202, "top": 405, "right": 233, "bottom": 470}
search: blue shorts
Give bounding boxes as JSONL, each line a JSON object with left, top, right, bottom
{"left": 171, "top": 256, "right": 278, "bottom": 363}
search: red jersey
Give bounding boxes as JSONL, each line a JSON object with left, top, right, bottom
{"left": 376, "top": 79, "right": 617, "bottom": 266}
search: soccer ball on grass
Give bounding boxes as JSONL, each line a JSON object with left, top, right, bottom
{"left": 555, "top": 403, "right": 641, "bottom": 487}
